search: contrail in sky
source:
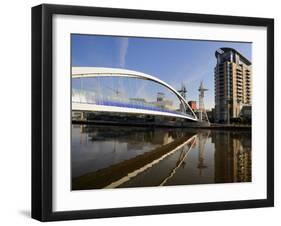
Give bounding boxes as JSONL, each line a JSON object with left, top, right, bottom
{"left": 119, "top": 38, "right": 129, "bottom": 68}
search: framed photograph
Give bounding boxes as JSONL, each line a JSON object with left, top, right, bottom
{"left": 32, "top": 4, "right": 274, "bottom": 221}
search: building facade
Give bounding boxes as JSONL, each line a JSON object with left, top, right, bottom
{"left": 214, "top": 48, "right": 252, "bottom": 123}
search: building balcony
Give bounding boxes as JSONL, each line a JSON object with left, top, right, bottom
{"left": 216, "top": 83, "right": 225, "bottom": 87}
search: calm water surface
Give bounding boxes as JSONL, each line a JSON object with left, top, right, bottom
{"left": 72, "top": 124, "right": 251, "bottom": 190}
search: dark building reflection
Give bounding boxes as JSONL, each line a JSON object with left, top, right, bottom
{"left": 211, "top": 131, "right": 251, "bottom": 183}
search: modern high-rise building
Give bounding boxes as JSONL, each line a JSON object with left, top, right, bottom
{"left": 214, "top": 48, "right": 252, "bottom": 123}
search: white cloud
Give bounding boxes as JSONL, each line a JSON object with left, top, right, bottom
{"left": 119, "top": 38, "right": 129, "bottom": 68}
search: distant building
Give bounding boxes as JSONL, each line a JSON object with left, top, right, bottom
{"left": 150, "top": 92, "right": 174, "bottom": 110}
{"left": 188, "top": 101, "right": 197, "bottom": 110}
{"left": 214, "top": 48, "right": 252, "bottom": 123}
{"left": 157, "top": 92, "right": 165, "bottom": 102}
{"left": 129, "top": 98, "right": 146, "bottom": 103}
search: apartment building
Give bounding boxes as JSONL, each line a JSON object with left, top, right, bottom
{"left": 214, "top": 48, "right": 252, "bottom": 123}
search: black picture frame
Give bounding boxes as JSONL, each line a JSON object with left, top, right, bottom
{"left": 31, "top": 3, "right": 274, "bottom": 222}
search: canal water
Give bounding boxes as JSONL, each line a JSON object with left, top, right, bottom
{"left": 71, "top": 124, "right": 251, "bottom": 190}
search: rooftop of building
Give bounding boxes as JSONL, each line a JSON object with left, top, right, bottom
{"left": 215, "top": 47, "right": 251, "bottom": 66}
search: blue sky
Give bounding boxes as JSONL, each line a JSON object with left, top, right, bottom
{"left": 72, "top": 34, "right": 251, "bottom": 109}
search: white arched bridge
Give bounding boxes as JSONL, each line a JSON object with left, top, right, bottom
{"left": 72, "top": 67, "right": 198, "bottom": 122}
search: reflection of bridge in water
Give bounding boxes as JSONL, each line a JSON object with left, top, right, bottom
{"left": 72, "top": 67, "right": 198, "bottom": 124}
{"left": 72, "top": 127, "right": 197, "bottom": 190}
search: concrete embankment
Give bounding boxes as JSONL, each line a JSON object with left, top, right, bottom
{"left": 197, "top": 124, "right": 251, "bottom": 130}
{"left": 73, "top": 119, "right": 251, "bottom": 130}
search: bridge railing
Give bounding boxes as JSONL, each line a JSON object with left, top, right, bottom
{"left": 72, "top": 89, "right": 196, "bottom": 119}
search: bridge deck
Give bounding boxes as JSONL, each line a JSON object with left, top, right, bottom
{"left": 72, "top": 102, "right": 197, "bottom": 121}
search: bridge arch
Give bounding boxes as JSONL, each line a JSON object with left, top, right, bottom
{"left": 72, "top": 67, "right": 198, "bottom": 121}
